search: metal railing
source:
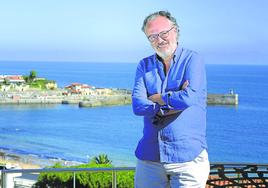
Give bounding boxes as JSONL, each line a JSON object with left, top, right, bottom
{"left": 1, "top": 163, "right": 268, "bottom": 188}
{"left": 207, "top": 163, "right": 268, "bottom": 187}
{"left": 1, "top": 167, "right": 135, "bottom": 188}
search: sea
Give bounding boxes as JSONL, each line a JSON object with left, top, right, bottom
{"left": 0, "top": 61, "right": 268, "bottom": 166}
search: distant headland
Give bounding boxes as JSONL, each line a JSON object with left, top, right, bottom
{"left": 0, "top": 71, "right": 238, "bottom": 107}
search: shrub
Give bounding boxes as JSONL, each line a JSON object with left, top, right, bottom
{"left": 34, "top": 162, "right": 134, "bottom": 188}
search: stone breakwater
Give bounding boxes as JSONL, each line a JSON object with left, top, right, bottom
{"left": 0, "top": 90, "right": 64, "bottom": 104}
{"left": 0, "top": 90, "right": 238, "bottom": 106}
{"left": 0, "top": 89, "right": 132, "bottom": 106}
{"left": 78, "top": 95, "right": 131, "bottom": 107}
{"left": 207, "top": 93, "right": 238, "bottom": 105}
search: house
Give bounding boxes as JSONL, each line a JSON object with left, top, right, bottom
{"left": 0, "top": 75, "right": 29, "bottom": 91}
{"left": 4, "top": 75, "right": 25, "bottom": 84}
{"left": 95, "top": 88, "right": 113, "bottom": 95}
{"left": 0, "top": 75, "right": 5, "bottom": 83}
{"left": 45, "top": 82, "right": 57, "bottom": 90}
{"left": 65, "top": 83, "right": 93, "bottom": 95}
{"left": 0, "top": 84, "right": 11, "bottom": 91}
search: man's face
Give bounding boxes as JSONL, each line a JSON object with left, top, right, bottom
{"left": 145, "top": 16, "right": 178, "bottom": 60}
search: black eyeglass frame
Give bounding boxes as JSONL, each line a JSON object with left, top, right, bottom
{"left": 147, "top": 26, "right": 176, "bottom": 42}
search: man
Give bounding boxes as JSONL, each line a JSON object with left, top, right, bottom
{"left": 132, "top": 11, "right": 209, "bottom": 187}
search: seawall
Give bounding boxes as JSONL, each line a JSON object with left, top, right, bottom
{"left": 78, "top": 95, "right": 131, "bottom": 107}
{"left": 207, "top": 94, "right": 238, "bottom": 105}
{"left": 0, "top": 91, "right": 238, "bottom": 106}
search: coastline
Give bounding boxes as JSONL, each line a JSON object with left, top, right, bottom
{"left": 0, "top": 149, "right": 83, "bottom": 169}
{"left": 0, "top": 86, "right": 238, "bottom": 106}
{"left": 0, "top": 89, "right": 132, "bottom": 106}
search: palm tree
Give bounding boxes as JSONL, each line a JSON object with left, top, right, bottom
{"left": 92, "top": 154, "right": 112, "bottom": 164}
{"left": 29, "top": 70, "right": 37, "bottom": 82}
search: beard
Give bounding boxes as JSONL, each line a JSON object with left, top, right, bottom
{"left": 156, "top": 49, "right": 174, "bottom": 59}
{"left": 154, "top": 40, "right": 177, "bottom": 60}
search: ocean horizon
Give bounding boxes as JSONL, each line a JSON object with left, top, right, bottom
{"left": 1, "top": 61, "right": 268, "bottom": 166}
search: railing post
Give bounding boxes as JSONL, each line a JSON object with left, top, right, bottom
{"left": 1, "top": 170, "right": 5, "bottom": 188}
{"left": 237, "top": 172, "right": 240, "bottom": 185}
{"left": 112, "top": 170, "right": 117, "bottom": 188}
{"left": 73, "top": 172, "right": 76, "bottom": 188}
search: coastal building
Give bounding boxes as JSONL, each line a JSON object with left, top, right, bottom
{"left": 0, "top": 75, "right": 28, "bottom": 91}
{"left": 0, "top": 83, "right": 29, "bottom": 92}
{"left": 7, "top": 75, "right": 25, "bottom": 84}
{"left": 95, "top": 88, "right": 114, "bottom": 95}
{"left": 0, "top": 163, "right": 22, "bottom": 188}
{"left": 45, "top": 82, "right": 57, "bottom": 90}
{"left": 64, "top": 83, "right": 93, "bottom": 95}
{"left": 0, "top": 85, "right": 11, "bottom": 91}
{"left": 0, "top": 75, "right": 25, "bottom": 84}
{"left": 0, "top": 75, "right": 4, "bottom": 83}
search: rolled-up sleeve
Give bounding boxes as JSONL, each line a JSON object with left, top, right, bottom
{"left": 132, "top": 62, "right": 160, "bottom": 117}
{"left": 161, "top": 54, "right": 206, "bottom": 110}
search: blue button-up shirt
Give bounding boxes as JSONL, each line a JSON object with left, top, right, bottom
{"left": 132, "top": 46, "right": 207, "bottom": 163}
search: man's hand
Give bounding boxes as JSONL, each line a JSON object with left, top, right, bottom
{"left": 148, "top": 94, "right": 165, "bottom": 105}
{"left": 148, "top": 80, "right": 189, "bottom": 105}
{"left": 181, "top": 80, "right": 189, "bottom": 90}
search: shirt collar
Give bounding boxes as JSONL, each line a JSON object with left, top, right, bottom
{"left": 173, "top": 45, "right": 183, "bottom": 64}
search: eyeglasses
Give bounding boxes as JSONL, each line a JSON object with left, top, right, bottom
{"left": 147, "top": 26, "right": 175, "bottom": 42}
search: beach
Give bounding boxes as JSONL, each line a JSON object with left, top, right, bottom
{"left": 0, "top": 149, "right": 82, "bottom": 169}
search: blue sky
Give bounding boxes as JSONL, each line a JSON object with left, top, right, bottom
{"left": 0, "top": 0, "right": 267, "bottom": 64}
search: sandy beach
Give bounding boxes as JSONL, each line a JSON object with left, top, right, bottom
{"left": 0, "top": 149, "right": 82, "bottom": 170}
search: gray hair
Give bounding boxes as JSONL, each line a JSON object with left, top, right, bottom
{"left": 141, "top": 10, "right": 180, "bottom": 34}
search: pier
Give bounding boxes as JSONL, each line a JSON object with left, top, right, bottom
{"left": 207, "top": 93, "right": 238, "bottom": 105}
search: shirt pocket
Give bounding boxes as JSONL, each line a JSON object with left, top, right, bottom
{"left": 144, "top": 69, "right": 161, "bottom": 96}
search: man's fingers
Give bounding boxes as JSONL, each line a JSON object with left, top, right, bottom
{"left": 148, "top": 94, "right": 165, "bottom": 105}
{"left": 181, "top": 80, "right": 189, "bottom": 90}
{"left": 148, "top": 94, "right": 157, "bottom": 102}
{"left": 148, "top": 95, "right": 156, "bottom": 101}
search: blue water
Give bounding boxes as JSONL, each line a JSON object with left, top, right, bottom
{"left": 0, "top": 61, "right": 268, "bottom": 166}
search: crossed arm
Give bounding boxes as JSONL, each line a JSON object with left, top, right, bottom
{"left": 148, "top": 80, "right": 189, "bottom": 116}
{"left": 132, "top": 55, "right": 206, "bottom": 117}
{"left": 148, "top": 80, "right": 189, "bottom": 105}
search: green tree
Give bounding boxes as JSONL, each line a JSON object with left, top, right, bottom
{"left": 3, "top": 78, "right": 10, "bottom": 85}
{"left": 23, "top": 75, "right": 29, "bottom": 83}
{"left": 29, "top": 70, "right": 37, "bottom": 82}
{"left": 92, "top": 154, "right": 112, "bottom": 164}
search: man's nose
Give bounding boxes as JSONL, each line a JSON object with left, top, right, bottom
{"left": 156, "top": 36, "right": 166, "bottom": 43}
